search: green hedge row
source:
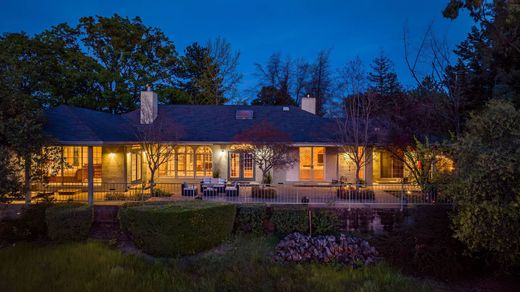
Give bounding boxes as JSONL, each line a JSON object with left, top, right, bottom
{"left": 45, "top": 203, "right": 93, "bottom": 241}
{"left": 119, "top": 201, "right": 236, "bottom": 257}
{"left": 234, "top": 205, "right": 342, "bottom": 235}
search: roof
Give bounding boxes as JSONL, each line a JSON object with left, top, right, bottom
{"left": 44, "top": 104, "right": 336, "bottom": 145}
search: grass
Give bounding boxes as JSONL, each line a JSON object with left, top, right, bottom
{"left": 0, "top": 236, "right": 435, "bottom": 292}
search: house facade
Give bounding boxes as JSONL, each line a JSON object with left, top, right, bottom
{"left": 42, "top": 89, "right": 409, "bottom": 188}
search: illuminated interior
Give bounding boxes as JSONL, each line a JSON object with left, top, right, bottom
{"left": 158, "top": 146, "right": 213, "bottom": 178}
{"left": 299, "top": 147, "right": 325, "bottom": 180}
{"left": 229, "top": 145, "right": 254, "bottom": 180}
{"left": 48, "top": 146, "right": 102, "bottom": 184}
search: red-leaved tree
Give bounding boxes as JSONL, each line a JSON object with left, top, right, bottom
{"left": 234, "top": 120, "right": 297, "bottom": 184}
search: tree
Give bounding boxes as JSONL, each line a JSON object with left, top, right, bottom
{"left": 177, "top": 42, "right": 224, "bottom": 104}
{"left": 254, "top": 53, "right": 294, "bottom": 105}
{"left": 443, "top": 0, "right": 520, "bottom": 108}
{"left": 251, "top": 86, "right": 296, "bottom": 106}
{"left": 38, "top": 15, "right": 180, "bottom": 113}
{"left": 234, "top": 121, "right": 297, "bottom": 183}
{"left": 206, "top": 36, "right": 242, "bottom": 102}
{"left": 136, "top": 122, "right": 181, "bottom": 196}
{"left": 0, "top": 34, "right": 55, "bottom": 205}
{"left": 0, "top": 147, "right": 21, "bottom": 202}
{"left": 368, "top": 53, "right": 402, "bottom": 97}
{"left": 306, "top": 50, "right": 333, "bottom": 115}
{"left": 335, "top": 57, "right": 374, "bottom": 189}
{"left": 446, "top": 100, "right": 520, "bottom": 268}
{"left": 293, "top": 58, "right": 311, "bottom": 105}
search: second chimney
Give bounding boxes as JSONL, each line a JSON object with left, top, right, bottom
{"left": 140, "top": 85, "right": 158, "bottom": 124}
{"left": 301, "top": 95, "right": 316, "bottom": 114}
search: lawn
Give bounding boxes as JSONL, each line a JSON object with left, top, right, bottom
{"left": 0, "top": 236, "right": 434, "bottom": 292}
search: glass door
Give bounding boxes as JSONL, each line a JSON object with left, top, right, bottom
{"left": 229, "top": 152, "right": 255, "bottom": 180}
{"left": 299, "top": 147, "right": 326, "bottom": 180}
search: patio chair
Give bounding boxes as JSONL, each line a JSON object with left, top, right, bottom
{"left": 182, "top": 182, "right": 197, "bottom": 196}
{"left": 203, "top": 187, "right": 218, "bottom": 196}
{"left": 225, "top": 183, "right": 240, "bottom": 197}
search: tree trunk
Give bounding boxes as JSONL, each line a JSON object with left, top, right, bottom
{"left": 355, "top": 166, "right": 361, "bottom": 192}
{"left": 149, "top": 170, "right": 155, "bottom": 196}
{"left": 24, "top": 155, "right": 31, "bottom": 206}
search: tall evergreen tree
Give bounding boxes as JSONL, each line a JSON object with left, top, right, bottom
{"left": 368, "top": 53, "right": 402, "bottom": 96}
{"left": 177, "top": 43, "right": 225, "bottom": 104}
{"left": 444, "top": 0, "right": 520, "bottom": 108}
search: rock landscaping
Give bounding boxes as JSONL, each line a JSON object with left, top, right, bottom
{"left": 274, "top": 232, "right": 379, "bottom": 266}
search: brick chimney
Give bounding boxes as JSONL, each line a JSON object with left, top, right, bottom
{"left": 301, "top": 95, "right": 316, "bottom": 114}
{"left": 140, "top": 84, "right": 158, "bottom": 124}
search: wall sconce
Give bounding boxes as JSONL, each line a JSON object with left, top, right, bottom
{"left": 109, "top": 152, "right": 115, "bottom": 159}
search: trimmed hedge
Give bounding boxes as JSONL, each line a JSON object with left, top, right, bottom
{"left": 45, "top": 203, "right": 93, "bottom": 242}
{"left": 271, "top": 207, "right": 309, "bottom": 234}
{"left": 0, "top": 203, "right": 50, "bottom": 242}
{"left": 234, "top": 204, "right": 268, "bottom": 234}
{"left": 251, "top": 186, "right": 277, "bottom": 199}
{"left": 120, "top": 201, "right": 236, "bottom": 257}
{"left": 311, "top": 209, "right": 341, "bottom": 235}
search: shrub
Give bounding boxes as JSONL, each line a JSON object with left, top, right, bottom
{"left": 45, "top": 203, "right": 92, "bottom": 242}
{"left": 153, "top": 189, "right": 171, "bottom": 197}
{"left": 0, "top": 203, "right": 51, "bottom": 242}
{"left": 105, "top": 192, "right": 126, "bottom": 201}
{"left": 251, "top": 186, "right": 277, "bottom": 199}
{"left": 234, "top": 204, "right": 267, "bottom": 234}
{"left": 120, "top": 201, "right": 236, "bottom": 256}
{"left": 311, "top": 209, "right": 341, "bottom": 235}
{"left": 446, "top": 100, "right": 520, "bottom": 268}
{"left": 372, "top": 206, "right": 477, "bottom": 280}
{"left": 271, "top": 207, "right": 309, "bottom": 234}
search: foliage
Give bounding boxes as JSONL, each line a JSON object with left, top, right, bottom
{"left": 176, "top": 42, "right": 225, "bottom": 104}
{"left": 271, "top": 207, "right": 309, "bottom": 234}
{"left": 0, "top": 203, "right": 51, "bottom": 242}
{"left": 443, "top": 0, "right": 520, "bottom": 109}
{"left": 252, "top": 85, "right": 296, "bottom": 106}
{"left": 119, "top": 201, "right": 236, "bottom": 256}
{"left": 45, "top": 203, "right": 93, "bottom": 241}
{"left": 372, "top": 206, "right": 477, "bottom": 280}
{"left": 251, "top": 186, "right": 277, "bottom": 198}
{"left": 0, "top": 147, "right": 21, "bottom": 201}
{"left": 368, "top": 52, "right": 402, "bottom": 97}
{"left": 0, "top": 238, "right": 434, "bottom": 292}
{"left": 152, "top": 188, "right": 172, "bottom": 197}
{"left": 0, "top": 33, "right": 57, "bottom": 203}
{"left": 446, "top": 100, "right": 520, "bottom": 268}
{"left": 311, "top": 209, "right": 341, "bottom": 235}
{"left": 234, "top": 204, "right": 268, "bottom": 234}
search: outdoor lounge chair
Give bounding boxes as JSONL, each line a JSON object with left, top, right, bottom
{"left": 201, "top": 177, "right": 226, "bottom": 194}
{"left": 203, "top": 187, "right": 218, "bottom": 196}
{"left": 225, "top": 183, "right": 240, "bottom": 197}
{"left": 182, "top": 182, "right": 197, "bottom": 196}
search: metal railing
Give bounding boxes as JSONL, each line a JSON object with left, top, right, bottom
{"left": 29, "top": 182, "right": 451, "bottom": 208}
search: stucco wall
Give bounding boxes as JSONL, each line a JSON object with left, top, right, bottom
{"left": 101, "top": 146, "right": 126, "bottom": 183}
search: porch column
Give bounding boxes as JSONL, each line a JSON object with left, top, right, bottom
{"left": 87, "top": 146, "right": 94, "bottom": 206}
{"left": 365, "top": 147, "right": 374, "bottom": 185}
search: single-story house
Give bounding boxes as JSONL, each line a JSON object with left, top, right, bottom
{"left": 42, "top": 89, "right": 409, "bottom": 188}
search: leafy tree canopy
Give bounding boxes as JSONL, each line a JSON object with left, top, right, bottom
{"left": 446, "top": 99, "right": 520, "bottom": 268}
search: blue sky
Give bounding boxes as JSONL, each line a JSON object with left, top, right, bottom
{"left": 0, "top": 0, "right": 472, "bottom": 99}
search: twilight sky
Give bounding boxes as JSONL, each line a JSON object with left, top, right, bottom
{"left": 0, "top": 0, "right": 472, "bottom": 99}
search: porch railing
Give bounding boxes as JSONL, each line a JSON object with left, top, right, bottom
{"left": 29, "top": 182, "right": 451, "bottom": 208}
